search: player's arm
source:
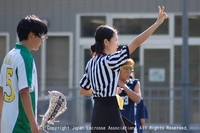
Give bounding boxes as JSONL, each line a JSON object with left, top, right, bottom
{"left": 79, "top": 87, "right": 92, "bottom": 96}
{"left": 20, "top": 88, "right": 41, "bottom": 133}
{"left": 133, "top": 81, "right": 141, "bottom": 97}
{"left": 123, "top": 85, "right": 141, "bottom": 104}
{"left": 118, "top": 80, "right": 141, "bottom": 104}
{"left": 128, "top": 6, "right": 167, "bottom": 54}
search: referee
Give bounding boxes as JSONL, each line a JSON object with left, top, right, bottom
{"left": 79, "top": 6, "right": 167, "bottom": 133}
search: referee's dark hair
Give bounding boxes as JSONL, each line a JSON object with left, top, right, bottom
{"left": 94, "top": 25, "right": 118, "bottom": 54}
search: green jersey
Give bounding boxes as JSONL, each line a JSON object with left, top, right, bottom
{"left": 0, "top": 44, "right": 38, "bottom": 133}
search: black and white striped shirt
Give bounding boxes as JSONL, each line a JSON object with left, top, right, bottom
{"left": 80, "top": 46, "right": 129, "bottom": 97}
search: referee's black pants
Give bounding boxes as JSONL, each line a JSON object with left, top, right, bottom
{"left": 91, "top": 96, "right": 127, "bottom": 133}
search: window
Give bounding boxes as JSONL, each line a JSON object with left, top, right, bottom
{"left": 143, "top": 49, "right": 170, "bottom": 123}
{"left": 174, "top": 46, "right": 200, "bottom": 87}
{"left": 81, "top": 16, "right": 106, "bottom": 37}
{"left": 46, "top": 36, "right": 70, "bottom": 88}
{"left": 113, "top": 18, "right": 169, "bottom": 35}
{"left": 175, "top": 15, "right": 200, "bottom": 37}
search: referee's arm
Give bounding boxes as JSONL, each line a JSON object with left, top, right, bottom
{"left": 128, "top": 6, "right": 167, "bottom": 54}
{"left": 80, "top": 87, "right": 92, "bottom": 96}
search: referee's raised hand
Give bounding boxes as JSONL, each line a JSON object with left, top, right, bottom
{"left": 156, "top": 6, "right": 168, "bottom": 25}
{"left": 128, "top": 6, "right": 168, "bottom": 54}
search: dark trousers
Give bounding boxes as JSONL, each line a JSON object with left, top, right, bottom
{"left": 91, "top": 96, "right": 127, "bottom": 133}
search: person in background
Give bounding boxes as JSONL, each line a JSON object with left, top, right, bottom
{"left": 0, "top": 15, "right": 48, "bottom": 133}
{"left": 79, "top": 6, "right": 167, "bottom": 133}
{"left": 119, "top": 58, "right": 148, "bottom": 133}
{"left": 90, "top": 44, "right": 96, "bottom": 57}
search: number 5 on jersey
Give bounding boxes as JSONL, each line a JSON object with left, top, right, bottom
{"left": 4, "top": 68, "right": 15, "bottom": 102}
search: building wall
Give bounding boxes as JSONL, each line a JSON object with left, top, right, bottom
{"left": 0, "top": 0, "right": 200, "bottom": 47}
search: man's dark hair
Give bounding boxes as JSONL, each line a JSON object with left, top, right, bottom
{"left": 17, "top": 15, "right": 48, "bottom": 41}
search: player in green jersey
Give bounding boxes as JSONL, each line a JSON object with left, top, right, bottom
{"left": 0, "top": 15, "right": 48, "bottom": 133}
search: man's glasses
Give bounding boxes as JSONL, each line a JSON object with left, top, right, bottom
{"left": 120, "top": 65, "right": 134, "bottom": 72}
{"left": 38, "top": 34, "right": 48, "bottom": 40}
